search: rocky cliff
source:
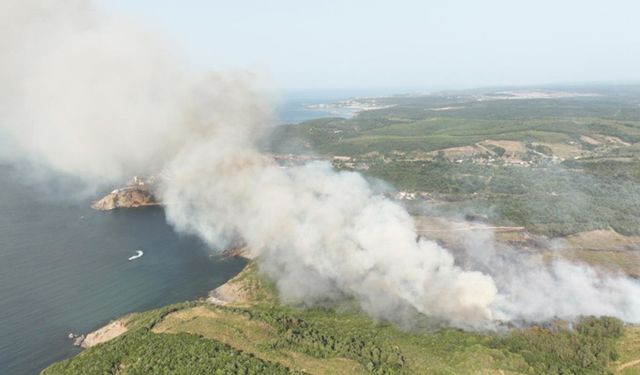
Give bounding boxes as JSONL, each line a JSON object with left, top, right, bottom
{"left": 91, "top": 176, "right": 160, "bottom": 210}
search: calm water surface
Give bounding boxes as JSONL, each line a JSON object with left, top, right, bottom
{"left": 0, "top": 167, "right": 246, "bottom": 375}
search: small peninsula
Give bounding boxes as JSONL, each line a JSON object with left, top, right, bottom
{"left": 91, "top": 176, "right": 160, "bottom": 210}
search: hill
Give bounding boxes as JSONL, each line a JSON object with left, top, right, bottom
{"left": 42, "top": 260, "right": 640, "bottom": 375}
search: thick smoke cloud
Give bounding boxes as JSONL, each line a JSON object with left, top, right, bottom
{"left": 2, "top": 0, "right": 640, "bottom": 329}
{"left": 0, "top": 0, "right": 271, "bottom": 188}
{"left": 162, "top": 156, "right": 497, "bottom": 327}
{"left": 458, "top": 229, "right": 640, "bottom": 324}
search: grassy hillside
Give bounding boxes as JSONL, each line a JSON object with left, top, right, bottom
{"left": 43, "top": 262, "right": 639, "bottom": 375}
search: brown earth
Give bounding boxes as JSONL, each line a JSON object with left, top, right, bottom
{"left": 414, "top": 216, "right": 640, "bottom": 277}
{"left": 91, "top": 187, "right": 159, "bottom": 210}
{"left": 480, "top": 140, "right": 527, "bottom": 154}
{"left": 81, "top": 319, "right": 127, "bottom": 348}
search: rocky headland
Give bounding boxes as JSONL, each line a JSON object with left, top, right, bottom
{"left": 91, "top": 176, "right": 160, "bottom": 210}
{"left": 70, "top": 320, "right": 128, "bottom": 348}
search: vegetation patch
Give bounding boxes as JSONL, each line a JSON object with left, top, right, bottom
{"left": 42, "top": 262, "right": 637, "bottom": 375}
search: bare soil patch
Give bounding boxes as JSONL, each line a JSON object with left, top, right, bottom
{"left": 81, "top": 320, "right": 127, "bottom": 348}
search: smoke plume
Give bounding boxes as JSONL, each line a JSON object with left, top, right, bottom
{"left": 2, "top": 0, "right": 640, "bottom": 329}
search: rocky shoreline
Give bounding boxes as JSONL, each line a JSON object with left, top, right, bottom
{"left": 219, "top": 246, "right": 252, "bottom": 260}
{"left": 208, "top": 246, "right": 255, "bottom": 305}
{"left": 91, "top": 176, "right": 160, "bottom": 211}
{"left": 68, "top": 319, "right": 128, "bottom": 348}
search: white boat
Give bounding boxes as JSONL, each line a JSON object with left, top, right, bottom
{"left": 128, "top": 250, "right": 144, "bottom": 261}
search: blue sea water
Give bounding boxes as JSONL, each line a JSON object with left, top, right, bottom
{"left": 0, "top": 168, "right": 246, "bottom": 375}
{"left": 276, "top": 89, "right": 389, "bottom": 124}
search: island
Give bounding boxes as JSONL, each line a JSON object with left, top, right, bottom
{"left": 91, "top": 176, "right": 160, "bottom": 210}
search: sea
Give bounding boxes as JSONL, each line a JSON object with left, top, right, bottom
{"left": 0, "top": 171, "right": 248, "bottom": 375}
{"left": 0, "top": 90, "right": 370, "bottom": 375}
{"left": 275, "top": 89, "right": 368, "bottom": 124}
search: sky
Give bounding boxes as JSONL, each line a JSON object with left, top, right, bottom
{"left": 96, "top": 0, "right": 640, "bottom": 92}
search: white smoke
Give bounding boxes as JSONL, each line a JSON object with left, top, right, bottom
{"left": 3, "top": 0, "right": 640, "bottom": 329}
{"left": 458, "top": 229, "right": 640, "bottom": 324}
{"left": 0, "top": 0, "right": 272, "bottom": 188}
{"left": 161, "top": 155, "right": 497, "bottom": 327}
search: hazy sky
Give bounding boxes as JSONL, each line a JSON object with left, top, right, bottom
{"left": 96, "top": 0, "right": 640, "bottom": 91}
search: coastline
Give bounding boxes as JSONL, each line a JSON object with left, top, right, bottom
{"left": 91, "top": 177, "right": 160, "bottom": 211}
{"left": 44, "top": 239, "right": 640, "bottom": 375}
{"left": 72, "top": 319, "right": 129, "bottom": 349}
{"left": 71, "top": 248, "right": 254, "bottom": 350}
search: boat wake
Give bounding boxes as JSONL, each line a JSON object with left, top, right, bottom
{"left": 128, "top": 250, "right": 143, "bottom": 261}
